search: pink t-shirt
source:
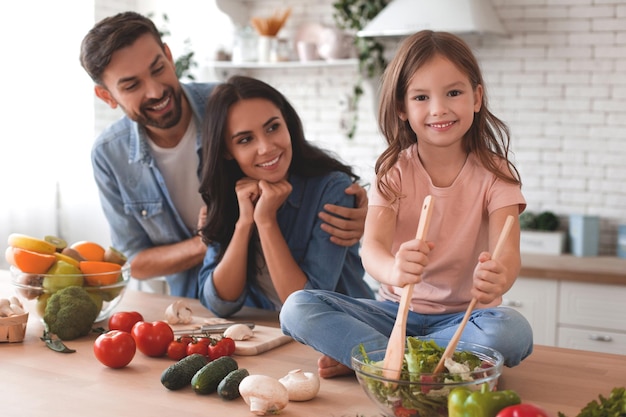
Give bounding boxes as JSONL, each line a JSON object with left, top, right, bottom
{"left": 369, "top": 145, "right": 526, "bottom": 314}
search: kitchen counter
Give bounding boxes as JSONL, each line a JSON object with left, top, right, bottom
{"left": 521, "top": 253, "right": 626, "bottom": 285}
{"left": 1, "top": 270, "right": 624, "bottom": 416}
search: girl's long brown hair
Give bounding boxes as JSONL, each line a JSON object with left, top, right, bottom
{"left": 376, "top": 30, "right": 520, "bottom": 203}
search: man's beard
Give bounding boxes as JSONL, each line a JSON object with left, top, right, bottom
{"left": 130, "top": 86, "right": 184, "bottom": 129}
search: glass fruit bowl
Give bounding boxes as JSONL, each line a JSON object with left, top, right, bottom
{"left": 351, "top": 338, "right": 504, "bottom": 417}
{"left": 10, "top": 263, "right": 130, "bottom": 323}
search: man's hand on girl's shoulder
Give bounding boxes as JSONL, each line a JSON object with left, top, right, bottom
{"left": 318, "top": 183, "right": 368, "bottom": 247}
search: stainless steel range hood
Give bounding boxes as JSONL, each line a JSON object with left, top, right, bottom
{"left": 357, "top": 0, "right": 507, "bottom": 37}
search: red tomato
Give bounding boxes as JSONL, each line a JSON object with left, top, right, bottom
{"left": 178, "top": 335, "right": 194, "bottom": 345}
{"left": 208, "top": 342, "right": 229, "bottom": 361}
{"left": 108, "top": 311, "right": 144, "bottom": 333}
{"left": 186, "top": 341, "right": 208, "bottom": 357}
{"left": 217, "top": 337, "right": 236, "bottom": 356}
{"left": 131, "top": 321, "right": 174, "bottom": 357}
{"left": 394, "top": 406, "right": 417, "bottom": 417}
{"left": 496, "top": 403, "right": 551, "bottom": 417}
{"left": 93, "top": 330, "right": 136, "bottom": 368}
{"left": 196, "top": 336, "right": 213, "bottom": 346}
{"left": 167, "top": 339, "right": 189, "bottom": 361}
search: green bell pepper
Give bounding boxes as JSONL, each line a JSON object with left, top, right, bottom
{"left": 448, "top": 383, "right": 521, "bottom": 417}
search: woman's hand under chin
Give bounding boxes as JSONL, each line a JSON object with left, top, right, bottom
{"left": 235, "top": 177, "right": 260, "bottom": 225}
{"left": 253, "top": 179, "right": 292, "bottom": 226}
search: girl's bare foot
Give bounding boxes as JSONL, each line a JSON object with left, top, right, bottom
{"left": 317, "top": 355, "right": 354, "bottom": 379}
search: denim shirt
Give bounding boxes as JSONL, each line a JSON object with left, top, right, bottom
{"left": 91, "top": 83, "right": 219, "bottom": 298}
{"left": 198, "top": 172, "right": 374, "bottom": 318}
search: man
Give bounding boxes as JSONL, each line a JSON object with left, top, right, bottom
{"left": 79, "top": 11, "right": 368, "bottom": 298}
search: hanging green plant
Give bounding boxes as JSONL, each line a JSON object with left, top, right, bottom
{"left": 332, "top": 0, "right": 389, "bottom": 139}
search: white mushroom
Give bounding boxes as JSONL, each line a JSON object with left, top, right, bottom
{"left": 223, "top": 323, "right": 254, "bottom": 341}
{"left": 278, "top": 369, "right": 320, "bottom": 401}
{"left": 0, "top": 298, "right": 12, "bottom": 317}
{"left": 238, "top": 374, "right": 289, "bottom": 415}
{"left": 164, "top": 300, "right": 193, "bottom": 325}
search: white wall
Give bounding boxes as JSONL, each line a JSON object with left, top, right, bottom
{"left": 216, "top": 0, "right": 626, "bottom": 255}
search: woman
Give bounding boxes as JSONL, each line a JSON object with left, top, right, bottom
{"left": 197, "top": 76, "right": 374, "bottom": 318}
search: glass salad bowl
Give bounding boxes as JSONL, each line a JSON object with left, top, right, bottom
{"left": 351, "top": 337, "right": 504, "bottom": 417}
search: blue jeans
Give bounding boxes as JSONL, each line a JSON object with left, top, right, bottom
{"left": 280, "top": 289, "right": 533, "bottom": 369}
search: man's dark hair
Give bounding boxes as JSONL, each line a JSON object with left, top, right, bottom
{"left": 80, "top": 11, "right": 164, "bottom": 85}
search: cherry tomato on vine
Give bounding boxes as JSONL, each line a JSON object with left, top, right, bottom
{"left": 196, "top": 336, "right": 213, "bottom": 346}
{"left": 217, "top": 337, "right": 236, "bottom": 356}
{"left": 131, "top": 321, "right": 174, "bottom": 357}
{"left": 93, "top": 330, "right": 136, "bottom": 368}
{"left": 108, "top": 311, "right": 144, "bottom": 333}
{"left": 167, "top": 339, "right": 189, "bottom": 361}
{"left": 208, "top": 341, "right": 229, "bottom": 360}
{"left": 186, "top": 340, "right": 208, "bottom": 357}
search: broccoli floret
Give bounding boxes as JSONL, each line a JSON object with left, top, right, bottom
{"left": 44, "top": 286, "right": 99, "bottom": 340}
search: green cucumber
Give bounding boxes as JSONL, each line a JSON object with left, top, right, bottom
{"left": 191, "top": 356, "right": 238, "bottom": 395}
{"left": 160, "top": 353, "right": 209, "bottom": 390}
{"left": 217, "top": 368, "right": 249, "bottom": 400}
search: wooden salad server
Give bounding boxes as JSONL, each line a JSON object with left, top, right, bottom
{"left": 432, "top": 214, "right": 515, "bottom": 375}
{"left": 382, "top": 195, "right": 434, "bottom": 381}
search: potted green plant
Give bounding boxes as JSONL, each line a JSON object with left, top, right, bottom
{"left": 519, "top": 211, "right": 566, "bottom": 255}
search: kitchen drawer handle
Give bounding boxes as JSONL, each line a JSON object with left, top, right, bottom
{"left": 588, "top": 334, "right": 613, "bottom": 342}
{"left": 501, "top": 299, "right": 522, "bottom": 308}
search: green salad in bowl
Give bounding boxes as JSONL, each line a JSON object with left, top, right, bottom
{"left": 351, "top": 337, "right": 504, "bottom": 417}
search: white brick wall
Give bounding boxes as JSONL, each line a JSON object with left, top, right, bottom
{"left": 94, "top": 0, "right": 626, "bottom": 256}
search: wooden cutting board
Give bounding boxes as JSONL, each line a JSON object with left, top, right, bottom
{"left": 169, "top": 317, "right": 292, "bottom": 356}
{"left": 233, "top": 325, "right": 293, "bottom": 356}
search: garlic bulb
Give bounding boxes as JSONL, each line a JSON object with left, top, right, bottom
{"left": 164, "top": 300, "right": 193, "bottom": 324}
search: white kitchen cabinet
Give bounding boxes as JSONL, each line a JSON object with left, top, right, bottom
{"left": 502, "top": 269, "right": 626, "bottom": 355}
{"left": 557, "top": 281, "right": 626, "bottom": 355}
{"left": 502, "top": 277, "right": 558, "bottom": 346}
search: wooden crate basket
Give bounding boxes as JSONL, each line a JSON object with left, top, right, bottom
{"left": 0, "top": 312, "right": 28, "bottom": 343}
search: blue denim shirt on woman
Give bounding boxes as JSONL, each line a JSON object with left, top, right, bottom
{"left": 91, "top": 83, "right": 218, "bottom": 298}
{"left": 198, "top": 172, "right": 374, "bottom": 318}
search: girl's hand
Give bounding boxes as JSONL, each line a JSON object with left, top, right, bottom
{"left": 235, "top": 177, "right": 260, "bottom": 226}
{"left": 254, "top": 179, "right": 292, "bottom": 226}
{"left": 389, "top": 238, "right": 432, "bottom": 287}
{"left": 472, "top": 251, "right": 509, "bottom": 304}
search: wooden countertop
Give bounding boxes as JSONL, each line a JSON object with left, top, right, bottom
{"left": 1, "top": 271, "right": 625, "bottom": 416}
{"left": 521, "top": 253, "right": 626, "bottom": 285}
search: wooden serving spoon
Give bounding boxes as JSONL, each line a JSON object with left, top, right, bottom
{"left": 432, "top": 214, "right": 515, "bottom": 375}
{"left": 382, "top": 195, "right": 434, "bottom": 381}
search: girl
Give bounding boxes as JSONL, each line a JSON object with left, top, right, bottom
{"left": 197, "top": 76, "right": 374, "bottom": 318}
{"left": 280, "top": 31, "right": 533, "bottom": 378}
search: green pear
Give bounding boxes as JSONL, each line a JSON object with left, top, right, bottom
{"left": 42, "top": 260, "right": 84, "bottom": 293}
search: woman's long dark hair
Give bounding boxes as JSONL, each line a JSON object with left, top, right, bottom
{"left": 199, "top": 75, "right": 359, "bottom": 256}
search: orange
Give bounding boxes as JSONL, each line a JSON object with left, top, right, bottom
{"left": 79, "top": 261, "right": 122, "bottom": 286}
{"left": 11, "top": 247, "right": 57, "bottom": 274}
{"left": 70, "top": 241, "right": 106, "bottom": 262}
